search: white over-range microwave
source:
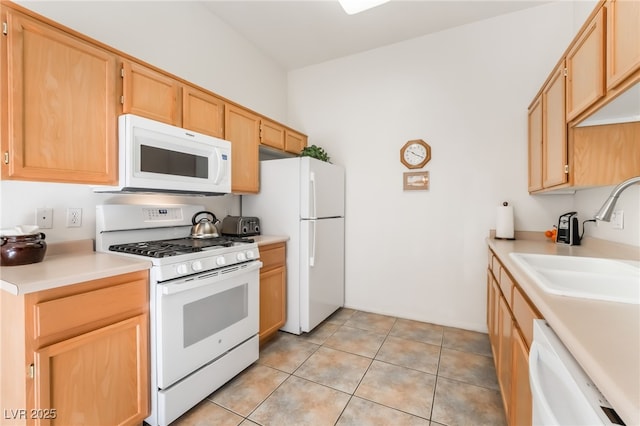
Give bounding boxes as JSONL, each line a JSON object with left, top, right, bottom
{"left": 94, "top": 114, "right": 231, "bottom": 195}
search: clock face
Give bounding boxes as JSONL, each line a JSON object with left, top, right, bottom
{"left": 403, "top": 143, "right": 427, "bottom": 165}
{"left": 400, "top": 139, "right": 431, "bottom": 169}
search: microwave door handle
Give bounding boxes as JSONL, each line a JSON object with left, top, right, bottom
{"left": 212, "top": 148, "right": 224, "bottom": 184}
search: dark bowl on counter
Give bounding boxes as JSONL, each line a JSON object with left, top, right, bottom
{"left": 0, "top": 232, "right": 47, "bottom": 266}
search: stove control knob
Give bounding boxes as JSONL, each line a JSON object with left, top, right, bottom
{"left": 237, "top": 252, "right": 247, "bottom": 261}
{"left": 176, "top": 264, "right": 188, "bottom": 275}
{"left": 192, "top": 261, "right": 203, "bottom": 271}
{"left": 216, "top": 256, "right": 226, "bottom": 266}
{"left": 246, "top": 250, "right": 255, "bottom": 259}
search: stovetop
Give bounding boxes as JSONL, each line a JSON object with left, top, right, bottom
{"left": 109, "top": 236, "right": 255, "bottom": 258}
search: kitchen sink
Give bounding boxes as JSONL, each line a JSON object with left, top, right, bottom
{"left": 509, "top": 253, "right": 640, "bottom": 305}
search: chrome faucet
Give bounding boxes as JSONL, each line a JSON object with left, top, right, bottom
{"left": 594, "top": 176, "right": 640, "bottom": 221}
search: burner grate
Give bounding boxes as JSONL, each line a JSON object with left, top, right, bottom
{"left": 108, "top": 236, "right": 254, "bottom": 258}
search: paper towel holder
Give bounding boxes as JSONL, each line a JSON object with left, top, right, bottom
{"left": 495, "top": 201, "right": 515, "bottom": 240}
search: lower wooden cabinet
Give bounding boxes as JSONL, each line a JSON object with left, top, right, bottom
{"left": 259, "top": 242, "right": 287, "bottom": 345}
{"left": 487, "top": 249, "right": 540, "bottom": 426}
{"left": 511, "top": 329, "right": 533, "bottom": 426}
{"left": 0, "top": 270, "right": 149, "bottom": 426}
{"left": 34, "top": 315, "right": 148, "bottom": 426}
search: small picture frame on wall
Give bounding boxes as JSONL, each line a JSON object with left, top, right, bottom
{"left": 403, "top": 171, "right": 430, "bottom": 191}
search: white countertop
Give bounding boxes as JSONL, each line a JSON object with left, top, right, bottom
{"left": 253, "top": 235, "right": 289, "bottom": 246}
{"left": 487, "top": 235, "right": 640, "bottom": 426}
{"left": 0, "top": 240, "right": 151, "bottom": 295}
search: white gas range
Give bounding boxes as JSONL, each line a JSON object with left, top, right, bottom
{"left": 96, "top": 204, "right": 261, "bottom": 426}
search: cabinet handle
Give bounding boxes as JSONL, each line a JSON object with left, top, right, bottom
{"left": 2, "top": 22, "right": 7, "bottom": 36}
{"left": 28, "top": 363, "right": 34, "bottom": 379}
{"left": 4, "top": 152, "right": 8, "bottom": 165}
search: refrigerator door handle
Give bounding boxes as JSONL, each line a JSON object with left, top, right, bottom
{"left": 310, "top": 171, "right": 317, "bottom": 219}
{"left": 309, "top": 220, "right": 316, "bottom": 267}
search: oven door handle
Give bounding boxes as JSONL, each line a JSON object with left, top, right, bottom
{"left": 160, "top": 260, "right": 262, "bottom": 295}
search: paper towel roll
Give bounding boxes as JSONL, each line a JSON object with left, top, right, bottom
{"left": 496, "top": 202, "right": 515, "bottom": 239}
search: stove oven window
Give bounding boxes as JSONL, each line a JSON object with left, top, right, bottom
{"left": 141, "top": 145, "right": 208, "bottom": 178}
{"left": 183, "top": 284, "right": 248, "bottom": 347}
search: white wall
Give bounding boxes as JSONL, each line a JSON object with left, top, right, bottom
{"left": 288, "top": 2, "right": 587, "bottom": 331}
{"left": 2, "top": 1, "right": 288, "bottom": 242}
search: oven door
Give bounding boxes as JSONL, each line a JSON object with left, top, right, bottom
{"left": 155, "top": 260, "right": 261, "bottom": 389}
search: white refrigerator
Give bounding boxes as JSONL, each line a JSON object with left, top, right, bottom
{"left": 242, "top": 157, "right": 345, "bottom": 334}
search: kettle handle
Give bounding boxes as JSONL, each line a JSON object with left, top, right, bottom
{"left": 192, "top": 211, "right": 217, "bottom": 225}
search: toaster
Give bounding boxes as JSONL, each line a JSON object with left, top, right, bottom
{"left": 221, "top": 216, "right": 261, "bottom": 237}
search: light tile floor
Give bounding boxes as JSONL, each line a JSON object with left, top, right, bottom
{"left": 171, "top": 308, "right": 507, "bottom": 426}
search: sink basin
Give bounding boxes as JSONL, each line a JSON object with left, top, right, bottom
{"left": 509, "top": 253, "right": 640, "bottom": 305}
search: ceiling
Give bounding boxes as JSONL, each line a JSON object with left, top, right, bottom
{"left": 203, "top": 0, "right": 551, "bottom": 70}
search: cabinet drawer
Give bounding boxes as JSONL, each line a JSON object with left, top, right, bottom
{"left": 513, "top": 285, "right": 542, "bottom": 348}
{"left": 499, "top": 267, "right": 514, "bottom": 307}
{"left": 260, "top": 243, "right": 286, "bottom": 270}
{"left": 34, "top": 279, "right": 147, "bottom": 341}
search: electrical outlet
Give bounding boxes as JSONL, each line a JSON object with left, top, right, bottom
{"left": 611, "top": 210, "right": 624, "bottom": 230}
{"left": 66, "top": 208, "right": 82, "bottom": 227}
{"left": 36, "top": 208, "right": 53, "bottom": 229}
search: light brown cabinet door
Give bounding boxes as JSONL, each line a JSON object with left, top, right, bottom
{"left": 566, "top": 8, "right": 605, "bottom": 121}
{"left": 121, "top": 61, "right": 179, "bottom": 126}
{"left": 510, "top": 330, "right": 532, "bottom": 426}
{"left": 259, "top": 266, "right": 286, "bottom": 345}
{"left": 260, "top": 119, "right": 285, "bottom": 150}
{"left": 259, "top": 243, "right": 287, "bottom": 345}
{"left": 284, "top": 130, "right": 307, "bottom": 155}
{"left": 606, "top": 0, "right": 640, "bottom": 89}
{"left": 3, "top": 10, "right": 118, "bottom": 184}
{"left": 527, "top": 96, "right": 543, "bottom": 192}
{"left": 224, "top": 104, "right": 260, "bottom": 193}
{"left": 34, "top": 314, "right": 149, "bottom": 426}
{"left": 497, "top": 295, "right": 513, "bottom": 420}
{"left": 542, "top": 62, "right": 568, "bottom": 188}
{"left": 182, "top": 85, "right": 224, "bottom": 138}
{"left": 487, "top": 271, "right": 500, "bottom": 356}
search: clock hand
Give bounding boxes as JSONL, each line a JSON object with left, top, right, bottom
{"left": 410, "top": 151, "right": 425, "bottom": 159}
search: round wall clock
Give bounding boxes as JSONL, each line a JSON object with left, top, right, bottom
{"left": 400, "top": 139, "right": 431, "bottom": 169}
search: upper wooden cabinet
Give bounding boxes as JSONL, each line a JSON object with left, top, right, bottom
{"left": 284, "top": 129, "right": 308, "bottom": 155}
{"left": 225, "top": 104, "right": 260, "bottom": 193}
{"left": 260, "top": 119, "right": 308, "bottom": 156}
{"left": 566, "top": 8, "right": 605, "bottom": 121}
{"left": 606, "top": 0, "right": 640, "bottom": 89}
{"left": 260, "top": 119, "right": 286, "bottom": 150}
{"left": 121, "top": 62, "right": 226, "bottom": 138}
{"left": 1, "top": 2, "right": 308, "bottom": 188}
{"left": 527, "top": 1, "right": 640, "bottom": 193}
{"left": 183, "top": 84, "right": 225, "bottom": 138}
{"left": 121, "top": 60, "right": 180, "bottom": 126}
{"left": 1, "top": 8, "right": 118, "bottom": 184}
{"left": 542, "top": 62, "right": 568, "bottom": 189}
{"left": 527, "top": 96, "right": 543, "bottom": 192}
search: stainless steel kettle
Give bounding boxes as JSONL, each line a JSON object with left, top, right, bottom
{"left": 190, "top": 211, "right": 220, "bottom": 239}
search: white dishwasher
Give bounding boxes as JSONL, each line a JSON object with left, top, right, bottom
{"left": 529, "top": 320, "right": 625, "bottom": 425}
